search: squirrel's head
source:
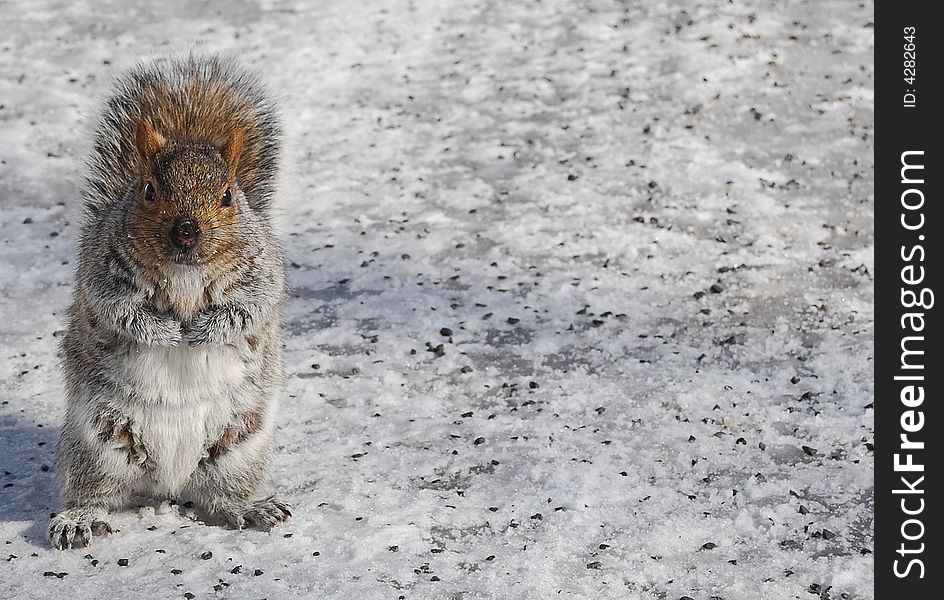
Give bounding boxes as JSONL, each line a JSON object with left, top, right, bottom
{"left": 129, "top": 120, "right": 245, "bottom": 268}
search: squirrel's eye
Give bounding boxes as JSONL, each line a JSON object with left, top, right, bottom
{"left": 143, "top": 181, "right": 156, "bottom": 202}
{"left": 222, "top": 187, "right": 233, "bottom": 207}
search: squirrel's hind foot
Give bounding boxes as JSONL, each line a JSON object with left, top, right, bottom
{"left": 224, "top": 497, "right": 292, "bottom": 531}
{"left": 48, "top": 509, "right": 112, "bottom": 550}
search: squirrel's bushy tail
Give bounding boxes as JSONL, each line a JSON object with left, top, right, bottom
{"left": 85, "top": 54, "right": 281, "bottom": 214}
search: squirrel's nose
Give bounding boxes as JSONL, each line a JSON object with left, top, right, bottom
{"left": 170, "top": 217, "right": 201, "bottom": 250}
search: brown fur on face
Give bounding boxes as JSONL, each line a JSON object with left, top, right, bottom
{"left": 128, "top": 123, "right": 244, "bottom": 276}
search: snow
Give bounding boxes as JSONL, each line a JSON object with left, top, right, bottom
{"left": 0, "top": 1, "right": 873, "bottom": 599}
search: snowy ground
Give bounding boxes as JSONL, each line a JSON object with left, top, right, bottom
{"left": 0, "top": 1, "right": 874, "bottom": 599}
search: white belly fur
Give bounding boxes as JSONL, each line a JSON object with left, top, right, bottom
{"left": 122, "top": 344, "right": 246, "bottom": 494}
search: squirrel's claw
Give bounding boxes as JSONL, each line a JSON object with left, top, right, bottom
{"left": 226, "top": 497, "right": 292, "bottom": 532}
{"left": 49, "top": 513, "right": 103, "bottom": 550}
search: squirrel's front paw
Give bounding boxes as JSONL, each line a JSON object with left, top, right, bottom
{"left": 224, "top": 497, "right": 292, "bottom": 531}
{"left": 48, "top": 510, "right": 112, "bottom": 550}
{"left": 158, "top": 320, "right": 184, "bottom": 346}
{"left": 184, "top": 306, "right": 251, "bottom": 347}
{"left": 141, "top": 314, "right": 183, "bottom": 347}
{"left": 183, "top": 311, "right": 220, "bottom": 346}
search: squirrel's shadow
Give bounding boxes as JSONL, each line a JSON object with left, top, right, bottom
{"left": 0, "top": 421, "right": 59, "bottom": 549}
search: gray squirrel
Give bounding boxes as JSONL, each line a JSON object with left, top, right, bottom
{"left": 50, "top": 55, "right": 292, "bottom": 550}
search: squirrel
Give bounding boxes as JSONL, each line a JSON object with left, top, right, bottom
{"left": 49, "top": 54, "right": 292, "bottom": 550}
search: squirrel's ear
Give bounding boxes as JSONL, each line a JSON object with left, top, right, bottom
{"left": 220, "top": 127, "right": 244, "bottom": 175}
{"left": 135, "top": 120, "right": 165, "bottom": 165}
